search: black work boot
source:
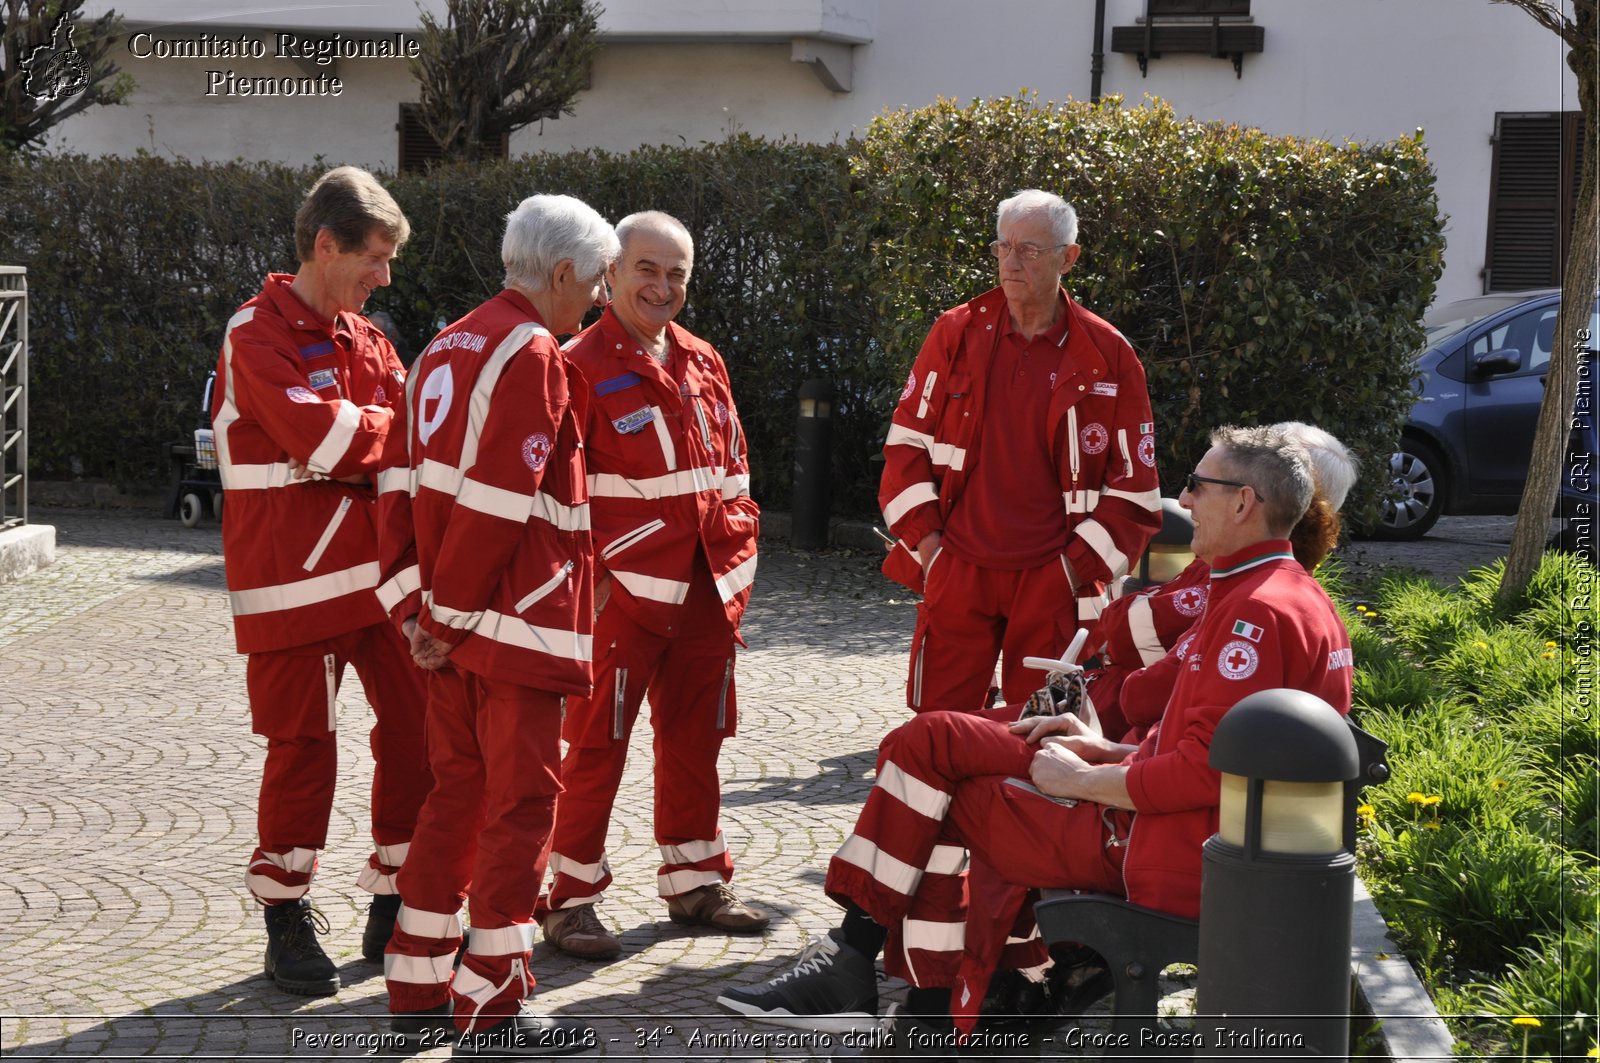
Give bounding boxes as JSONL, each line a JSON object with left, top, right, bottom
{"left": 263, "top": 898, "right": 339, "bottom": 996}
{"left": 362, "top": 893, "right": 402, "bottom": 961}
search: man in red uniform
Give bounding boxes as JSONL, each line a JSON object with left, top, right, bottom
{"left": 540, "top": 211, "right": 767, "bottom": 959}
{"left": 879, "top": 189, "right": 1162, "bottom": 713}
{"left": 214, "top": 166, "right": 431, "bottom": 997}
{"left": 718, "top": 425, "right": 1352, "bottom": 1036}
{"left": 376, "top": 194, "right": 617, "bottom": 1058}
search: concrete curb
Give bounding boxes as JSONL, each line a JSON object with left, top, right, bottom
{"left": 1351, "top": 877, "right": 1459, "bottom": 1061}
{"left": 0, "top": 521, "right": 54, "bottom": 583}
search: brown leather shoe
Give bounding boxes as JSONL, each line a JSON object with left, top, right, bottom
{"left": 541, "top": 903, "right": 621, "bottom": 959}
{"left": 665, "top": 882, "right": 771, "bottom": 932}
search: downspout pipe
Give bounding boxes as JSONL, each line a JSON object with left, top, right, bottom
{"left": 1091, "top": 0, "right": 1107, "bottom": 101}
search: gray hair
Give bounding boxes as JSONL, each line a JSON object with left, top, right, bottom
{"left": 615, "top": 210, "right": 695, "bottom": 265}
{"left": 502, "top": 194, "right": 619, "bottom": 293}
{"left": 1209, "top": 424, "right": 1316, "bottom": 536}
{"left": 996, "top": 189, "right": 1078, "bottom": 247}
{"left": 1271, "top": 421, "right": 1358, "bottom": 512}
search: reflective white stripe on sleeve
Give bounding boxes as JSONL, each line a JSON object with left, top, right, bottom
{"left": 924, "top": 844, "right": 968, "bottom": 876}
{"left": 549, "top": 851, "right": 610, "bottom": 885}
{"left": 885, "top": 423, "right": 935, "bottom": 453}
{"left": 458, "top": 476, "right": 534, "bottom": 522}
{"left": 588, "top": 466, "right": 721, "bottom": 501}
{"left": 307, "top": 399, "right": 362, "bottom": 475}
{"left": 660, "top": 836, "right": 727, "bottom": 866}
{"left": 469, "top": 923, "right": 535, "bottom": 956}
{"left": 658, "top": 868, "right": 725, "bottom": 896}
{"left": 213, "top": 307, "right": 255, "bottom": 477}
{"left": 376, "top": 465, "right": 413, "bottom": 496}
{"left": 417, "top": 457, "right": 463, "bottom": 497}
{"left": 398, "top": 905, "right": 463, "bottom": 940}
{"left": 468, "top": 609, "right": 594, "bottom": 663}
{"left": 721, "top": 471, "right": 752, "bottom": 500}
{"left": 220, "top": 462, "right": 302, "bottom": 491}
{"left": 834, "top": 834, "right": 920, "bottom": 896}
{"left": 715, "top": 555, "right": 758, "bottom": 602}
{"left": 875, "top": 761, "right": 952, "bottom": 820}
{"left": 1077, "top": 520, "right": 1130, "bottom": 579}
{"left": 228, "top": 562, "right": 380, "bottom": 617}
{"left": 384, "top": 952, "right": 456, "bottom": 985}
{"left": 612, "top": 569, "right": 690, "bottom": 605}
{"left": 1105, "top": 485, "right": 1164, "bottom": 512}
{"left": 428, "top": 600, "right": 486, "bottom": 632}
{"left": 903, "top": 917, "right": 965, "bottom": 953}
{"left": 883, "top": 481, "right": 939, "bottom": 527}
{"left": 916, "top": 370, "right": 938, "bottom": 420}
{"left": 930, "top": 442, "right": 967, "bottom": 471}
{"left": 375, "top": 563, "right": 421, "bottom": 612}
{"left": 1127, "top": 596, "right": 1167, "bottom": 666}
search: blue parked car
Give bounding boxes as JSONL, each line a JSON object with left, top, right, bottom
{"left": 1373, "top": 288, "right": 1600, "bottom": 540}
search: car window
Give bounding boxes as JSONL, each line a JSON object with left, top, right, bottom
{"left": 1469, "top": 305, "right": 1556, "bottom": 374}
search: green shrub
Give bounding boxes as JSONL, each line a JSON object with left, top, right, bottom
{"left": 1465, "top": 927, "right": 1599, "bottom": 1060}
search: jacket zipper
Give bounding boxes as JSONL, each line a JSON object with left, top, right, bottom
{"left": 301, "top": 495, "right": 353, "bottom": 571}
{"left": 692, "top": 397, "right": 715, "bottom": 452}
{"left": 716, "top": 655, "right": 734, "bottom": 730}
{"left": 612, "top": 666, "right": 628, "bottom": 741}
{"left": 513, "top": 560, "right": 573, "bottom": 613}
{"left": 600, "top": 518, "right": 666, "bottom": 561}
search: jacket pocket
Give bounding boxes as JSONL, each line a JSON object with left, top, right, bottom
{"left": 600, "top": 518, "right": 666, "bottom": 561}
{"left": 514, "top": 559, "right": 574, "bottom": 613}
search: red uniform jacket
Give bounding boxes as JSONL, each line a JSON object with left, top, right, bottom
{"left": 376, "top": 290, "right": 593, "bottom": 694}
{"left": 1082, "top": 557, "right": 1212, "bottom": 738}
{"left": 215, "top": 274, "right": 405, "bottom": 654}
{"left": 1119, "top": 540, "right": 1353, "bottom": 918}
{"left": 564, "top": 309, "right": 759, "bottom": 637}
{"left": 878, "top": 287, "right": 1161, "bottom": 612}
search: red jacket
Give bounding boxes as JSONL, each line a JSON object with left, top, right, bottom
{"left": 878, "top": 287, "right": 1161, "bottom": 608}
{"left": 1119, "top": 540, "right": 1353, "bottom": 918}
{"left": 563, "top": 308, "right": 759, "bottom": 637}
{"left": 376, "top": 290, "right": 593, "bottom": 694}
{"left": 1082, "top": 557, "right": 1212, "bottom": 738}
{"left": 215, "top": 274, "right": 405, "bottom": 654}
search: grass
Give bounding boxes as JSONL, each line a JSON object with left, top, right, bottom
{"left": 1335, "top": 549, "right": 1598, "bottom": 1060}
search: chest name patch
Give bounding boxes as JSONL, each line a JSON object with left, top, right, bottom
{"left": 308, "top": 368, "right": 337, "bottom": 391}
{"left": 612, "top": 406, "right": 655, "bottom": 434}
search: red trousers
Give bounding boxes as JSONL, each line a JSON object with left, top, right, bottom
{"left": 384, "top": 667, "right": 564, "bottom": 1031}
{"left": 545, "top": 568, "right": 737, "bottom": 911}
{"left": 907, "top": 552, "right": 1086, "bottom": 713}
{"left": 824, "top": 711, "right": 1126, "bottom": 990}
{"left": 244, "top": 621, "right": 430, "bottom": 904}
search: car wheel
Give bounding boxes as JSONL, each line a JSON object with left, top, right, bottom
{"left": 1373, "top": 438, "right": 1445, "bottom": 540}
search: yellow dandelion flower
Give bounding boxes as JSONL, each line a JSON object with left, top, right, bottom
{"left": 1512, "top": 1016, "right": 1542, "bottom": 1028}
{"left": 1491, "top": 779, "right": 1508, "bottom": 792}
{"left": 1366, "top": 611, "right": 1381, "bottom": 619}
{"left": 1420, "top": 794, "right": 1443, "bottom": 807}
{"left": 1545, "top": 640, "right": 1558, "bottom": 648}
{"left": 1542, "top": 651, "right": 1556, "bottom": 659}
{"left": 1421, "top": 821, "right": 1441, "bottom": 831}
{"left": 1586, "top": 1046, "right": 1597, "bottom": 1057}
{"left": 1407, "top": 791, "right": 1427, "bottom": 804}
{"left": 1357, "top": 804, "right": 1375, "bottom": 817}
{"left": 1473, "top": 640, "right": 1489, "bottom": 650}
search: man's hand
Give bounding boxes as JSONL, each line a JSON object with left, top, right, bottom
{"left": 916, "top": 530, "right": 943, "bottom": 572}
{"left": 408, "top": 620, "right": 453, "bottom": 671}
{"left": 594, "top": 573, "right": 612, "bottom": 619}
{"left": 1029, "top": 738, "right": 1094, "bottom": 799}
{"left": 1010, "top": 712, "right": 1127, "bottom": 763}
{"left": 287, "top": 456, "right": 370, "bottom": 486}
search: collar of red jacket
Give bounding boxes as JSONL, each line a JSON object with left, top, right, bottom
{"left": 1208, "top": 539, "right": 1296, "bottom": 581}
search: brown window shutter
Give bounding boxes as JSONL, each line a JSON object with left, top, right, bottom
{"left": 1485, "top": 111, "right": 1585, "bottom": 292}
{"left": 398, "top": 103, "right": 511, "bottom": 173}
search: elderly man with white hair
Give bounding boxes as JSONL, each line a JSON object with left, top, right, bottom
{"left": 878, "top": 189, "right": 1162, "bottom": 715}
{"left": 376, "top": 193, "right": 619, "bottom": 1058}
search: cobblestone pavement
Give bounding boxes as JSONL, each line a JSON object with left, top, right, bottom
{"left": 0, "top": 508, "right": 1522, "bottom": 1061}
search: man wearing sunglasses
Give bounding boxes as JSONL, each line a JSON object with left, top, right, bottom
{"left": 718, "top": 425, "right": 1352, "bottom": 1039}
{"left": 878, "top": 189, "right": 1162, "bottom": 714}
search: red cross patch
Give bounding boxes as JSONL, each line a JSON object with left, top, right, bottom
{"left": 1080, "top": 422, "right": 1109, "bottom": 455}
{"left": 1218, "top": 639, "right": 1259, "bottom": 680}
{"left": 522, "top": 432, "right": 552, "bottom": 473}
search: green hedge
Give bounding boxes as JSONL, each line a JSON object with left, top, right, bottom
{"left": 1, "top": 95, "right": 1444, "bottom": 525}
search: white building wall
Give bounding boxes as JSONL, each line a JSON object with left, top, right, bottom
{"left": 57, "top": 0, "right": 1579, "bottom": 303}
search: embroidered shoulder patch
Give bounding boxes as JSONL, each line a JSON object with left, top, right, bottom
{"left": 1217, "top": 639, "right": 1260, "bottom": 680}
{"left": 522, "top": 433, "right": 552, "bottom": 472}
{"left": 286, "top": 386, "right": 319, "bottom": 404}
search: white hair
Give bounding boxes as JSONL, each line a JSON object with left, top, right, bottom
{"left": 997, "top": 189, "right": 1078, "bottom": 247}
{"left": 615, "top": 210, "right": 695, "bottom": 264}
{"left": 502, "top": 194, "right": 619, "bottom": 292}
{"left": 1272, "top": 421, "right": 1359, "bottom": 512}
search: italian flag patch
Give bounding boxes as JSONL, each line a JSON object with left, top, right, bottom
{"left": 1139, "top": 422, "right": 1154, "bottom": 434}
{"left": 1232, "top": 619, "right": 1264, "bottom": 642}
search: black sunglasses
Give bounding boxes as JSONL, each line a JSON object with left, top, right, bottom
{"left": 1185, "top": 472, "right": 1250, "bottom": 494}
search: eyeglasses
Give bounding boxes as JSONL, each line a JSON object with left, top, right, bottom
{"left": 1185, "top": 472, "right": 1251, "bottom": 495}
{"left": 989, "top": 240, "right": 1068, "bottom": 262}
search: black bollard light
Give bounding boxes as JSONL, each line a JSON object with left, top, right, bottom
{"left": 1196, "top": 689, "right": 1359, "bottom": 1060}
{"left": 1129, "top": 497, "right": 1195, "bottom": 591}
{"left": 791, "top": 379, "right": 834, "bottom": 551}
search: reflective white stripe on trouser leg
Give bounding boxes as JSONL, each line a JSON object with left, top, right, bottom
{"left": 658, "top": 867, "right": 725, "bottom": 897}
{"left": 549, "top": 851, "right": 610, "bottom": 908}
{"left": 383, "top": 904, "right": 465, "bottom": 983}
{"left": 324, "top": 653, "right": 337, "bottom": 733}
{"left": 356, "top": 841, "right": 411, "bottom": 895}
{"left": 246, "top": 846, "right": 318, "bottom": 901}
{"left": 469, "top": 923, "right": 536, "bottom": 956}
{"left": 454, "top": 956, "right": 530, "bottom": 1033}
{"left": 658, "top": 835, "right": 729, "bottom": 896}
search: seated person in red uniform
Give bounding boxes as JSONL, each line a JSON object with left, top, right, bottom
{"left": 716, "top": 424, "right": 1353, "bottom": 1038}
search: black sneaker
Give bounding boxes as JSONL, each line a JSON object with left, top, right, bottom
{"left": 454, "top": 1010, "right": 597, "bottom": 1057}
{"left": 716, "top": 930, "right": 879, "bottom": 1034}
{"left": 390, "top": 1001, "right": 454, "bottom": 1050}
{"left": 262, "top": 898, "right": 339, "bottom": 996}
{"left": 362, "top": 893, "right": 402, "bottom": 961}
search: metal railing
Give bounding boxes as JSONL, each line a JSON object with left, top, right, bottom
{"left": 1, "top": 267, "right": 27, "bottom": 530}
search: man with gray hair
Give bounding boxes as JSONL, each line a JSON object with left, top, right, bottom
{"left": 719, "top": 425, "right": 1352, "bottom": 1040}
{"left": 878, "top": 188, "right": 1162, "bottom": 714}
{"left": 540, "top": 210, "right": 767, "bottom": 959}
{"left": 376, "top": 194, "right": 618, "bottom": 1056}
